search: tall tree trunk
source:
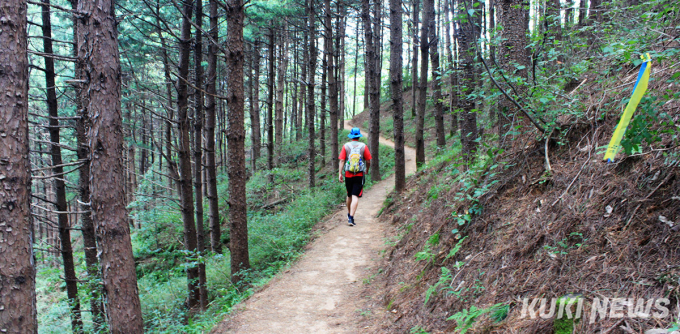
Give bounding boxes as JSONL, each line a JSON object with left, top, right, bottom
{"left": 590, "top": 0, "right": 602, "bottom": 22}
{"left": 458, "top": 0, "right": 480, "bottom": 161}
{"left": 225, "top": 0, "right": 250, "bottom": 284}
{"left": 300, "top": 26, "right": 308, "bottom": 135}
{"left": 193, "top": 0, "right": 208, "bottom": 310}
{"left": 175, "top": 0, "right": 200, "bottom": 309}
{"left": 497, "top": 0, "right": 530, "bottom": 140}
{"left": 371, "top": 0, "right": 382, "bottom": 181}
{"left": 336, "top": 5, "right": 347, "bottom": 131}
{"left": 320, "top": 49, "right": 327, "bottom": 166}
{"left": 411, "top": 0, "right": 420, "bottom": 118}
{"left": 428, "top": 0, "right": 446, "bottom": 148}
{"left": 71, "top": 0, "right": 104, "bottom": 327}
{"left": 156, "top": 0, "right": 175, "bottom": 192}
{"left": 565, "top": 0, "right": 574, "bottom": 27}
{"left": 77, "top": 0, "right": 145, "bottom": 329}
{"left": 267, "top": 30, "right": 275, "bottom": 171}
{"left": 127, "top": 103, "right": 137, "bottom": 206}
{"left": 275, "top": 28, "right": 288, "bottom": 164}
{"left": 292, "top": 38, "right": 300, "bottom": 141}
{"left": 140, "top": 105, "right": 148, "bottom": 176}
{"left": 488, "top": 0, "right": 496, "bottom": 62}
{"left": 547, "top": 0, "right": 562, "bottom": 41}
{"left": 390, "top": 0, "right": 405, "bottom": 192}
{"left": 0, "top": 0, "right": 37, "bottom": 331}
{"left": 445, "top": 0, "right": 459, "bottom": 137}
{"left": 41, "top": 1, "right": 83, "bottom": 331}
{"left": 374, "top": 0, "right": 383, "bottom": 90}
{"left": 307, "top": 0, "right": 318, "bottom": 188}
{"left": 362, "top": 0, "right": 381, "bottom": 180}
{"left": 352, "top": 21, "right": 360, "bottom": 118}
{"left": 207, "top": 0, "right": 221, "bottom": 254}
{"left": 415, "top": 0, "right": 430, "bottom": 167}
{"left": 326, "top": 0, "right": 339, "bottom": 170}
{"left": 251, "top": 38, "right": 262, "bottom": 168}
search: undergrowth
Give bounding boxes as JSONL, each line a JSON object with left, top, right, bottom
{"left": 36, "top": 132, "right": 395, "bottom": 333}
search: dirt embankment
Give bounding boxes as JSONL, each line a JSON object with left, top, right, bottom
{"left": 356, "top": 66, "right": 680, "bottom": 333}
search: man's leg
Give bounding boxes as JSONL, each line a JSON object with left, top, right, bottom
{"left": 350, "top": 195, "right": 360, "bottom": 217}
{"left": 346, "top": 196, "right": 352, "bottom": 215}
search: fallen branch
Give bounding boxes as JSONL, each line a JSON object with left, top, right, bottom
{"left": 544, "top": 128, "right": 554, "bottom": 173}
{"left": 261, "top": 198, "right": 288, "bottom": 210}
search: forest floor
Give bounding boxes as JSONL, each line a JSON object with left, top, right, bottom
{"left": 210, "top": 121, "right": 417, "bottom": 333}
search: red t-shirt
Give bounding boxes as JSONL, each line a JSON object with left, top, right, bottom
{"left": 339, "top": 141, "right": 372, "bottom": 177}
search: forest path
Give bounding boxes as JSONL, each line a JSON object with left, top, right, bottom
{"left": 211, "top": 121, "right": 416, "bottom": 334}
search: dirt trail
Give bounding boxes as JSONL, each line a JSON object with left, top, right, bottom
{"left": 212, "top": 122, "right": 416, "bottom": 334}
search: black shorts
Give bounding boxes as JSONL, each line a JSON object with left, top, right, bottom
{"left": 345, "top": 175, "right": 365, "bottom": 198}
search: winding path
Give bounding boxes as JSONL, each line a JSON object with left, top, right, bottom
{"left": 211, "top": 122, "right": 416, "bottom": 334}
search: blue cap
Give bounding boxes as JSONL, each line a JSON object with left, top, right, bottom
{"left": 348, "top": 127, "right": 363, "bottom": 138}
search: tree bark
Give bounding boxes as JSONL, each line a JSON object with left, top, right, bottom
{"left": 76, "top": 0, "right": 145, "bottom": 329}
{"left": 590, "top": 0, "right": 602, "bottom": 22}
{"left": 362, "top": 0, "right": 381, "bottom": 180}
{"left": 410, "top": 0, "right": 420, "bottom": 119}
{"left": 140, "top": 105, "right": 148, "bottom": 176}
{"left": 307, "top": 0, "right": 318, "bottom": 188}
{"left": 275, "top": 28, "right": 288, "bottom": 164}
{"left": 352, "top": 21, "right": 360, "bottom": 118}
{"left": 390, "top": 0, "right": 405, "bottom": 192}
{"left": 445, "top": 0, "right": 459, "bottom": 137}
{"left": 428, "top": 0, "right": 446, "bottom": 148}
{"left": 226, "top": 0, "right": 250, "bottom": 284}
{"left": 320, "top": 48, "right": 327, "bottom": 166}
{"left": 155, "top": 0, "right": 175, "bottom": 192}
{"left": 458, "top": 0, "right": 480, "bottom": 161}
{"left": 497, "top": 0, "right": 530, "bottom": 140}
{"left": 267, "top": 30, "right": 275, "bottom": 172}
{"left": 207, "top": 0, "right": 222, "bottom": 254}
{"left": 251, "top": 38, "right": 262, "bottom": 168}
{"left": 565, "top": 0, "right": 574, "bottom": 27}
{"left": 41, "top": 1, "right": 83, "bottom": 331}
{"left": 193, "top": 0, "right": 208, "bottom": 310}
{"left": 175, "top": 0, "right": 200, "bottom": 309}
{"left": 71, "top": 0, "right": 104, "bottom": 327}
{"left": 300, "top": 25, "right": 308, "bottom": 136}
{"left": 371, "top": 0, "right": 382, "bottom": 181}
{"left": 415, "top": 0, "right": 430, "bottom": 167}
{"left": 336, "top": 5, "right": 347, "bottom": 132}
{"left": 291, "top": 37, "right": 299, "bottom": 141}
{"left": 326, "top": 0, "right": 340, "bottom": 170}
{"left": 0, "top": 0, "right": 37, "bottom": 331}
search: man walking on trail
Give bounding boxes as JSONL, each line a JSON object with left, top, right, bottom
{"left": 339, "top": 127, "right": 372, "bottom": 226}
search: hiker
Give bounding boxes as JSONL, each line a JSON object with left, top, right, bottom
{"left": 338, "top": 127, "right": 372, "bottom": 226}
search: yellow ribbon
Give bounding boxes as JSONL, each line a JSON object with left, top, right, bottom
{"left": 604, "top": 53, "right": 652, "bottom": 162}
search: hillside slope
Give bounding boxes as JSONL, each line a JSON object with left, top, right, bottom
{"left": 353, "top": 53, "right": 680, "bottom": 334}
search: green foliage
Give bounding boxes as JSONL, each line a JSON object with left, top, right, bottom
{"left": 620, "top": 82, "right": 679, "bottom": 154}
{"left": 445, "top": 236, "right": 468, "bottom": 260}
{"left": 553, "top": 296, "right": 582, "bottom": 334}
{"left": 447, "top": 303, "right": 505, "bottom": 333}
{"left": 414, "top": 232, "right": 440, "bottom": 264}
{"left": 424, "top": 267, "right": 453, "bottom": 306}
{"left": 543, "top": 232, "right": 587, "bottom": 258}
{"left": 409, "top": 325, "right": 430, "bottom": 334}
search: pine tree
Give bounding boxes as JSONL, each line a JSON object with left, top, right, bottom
{"left": 76, "top": 0, "right": 145, "bottom": 328}
{"left": 0, "top": 0, "right": 37, "bottom": 331}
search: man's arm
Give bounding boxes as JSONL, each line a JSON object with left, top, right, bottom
{"left": 338, "top": 159, "right": 345, "bottom": 182}
{"left": 365, "top": 160, "right": 371, "bottom": 176}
